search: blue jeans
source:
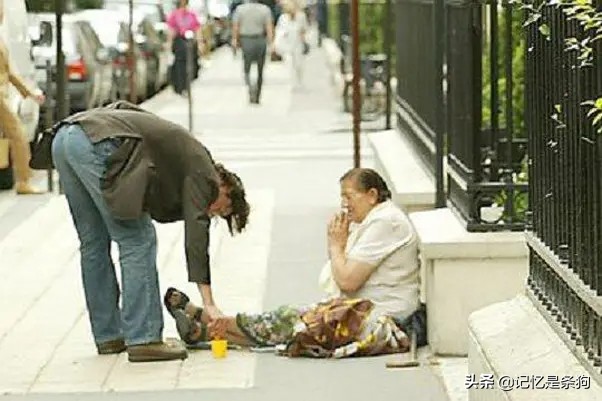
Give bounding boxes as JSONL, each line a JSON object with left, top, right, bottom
{"left": 52, "top": 124, "right": 163, "bottom": 346}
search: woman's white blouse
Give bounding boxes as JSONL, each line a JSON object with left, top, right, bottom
{"left": 320, "top": 200, "right": 420, "bottom": 319}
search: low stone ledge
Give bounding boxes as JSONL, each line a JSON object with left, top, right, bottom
{"left": 410, "top": 208, "right": 527, "bottom": 260}
{"left": 468, "top": 294, "right": 602, "bottom": 401}
{"left": 409, "top": 208, "right": 528, "bottom": 356}
{"left": 368, "top": 130, "right": 435, "bottom": 213}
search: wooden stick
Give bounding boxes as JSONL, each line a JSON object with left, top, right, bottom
{"left": 386, "top": 330, "right": 419, "bottom": 368}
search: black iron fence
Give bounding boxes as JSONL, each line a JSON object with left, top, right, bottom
{"left": 395, "top": 0, "right": 528, "bottom": 230}
{"left": 525, "top": 0, "right": 602, "bottom": 381}
{"left": 395, "top": 0, "right": 438, "bottom": 171}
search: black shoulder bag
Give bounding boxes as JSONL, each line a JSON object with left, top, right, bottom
{"left": 29, "top": 124, "right": 62, "bottom": 170}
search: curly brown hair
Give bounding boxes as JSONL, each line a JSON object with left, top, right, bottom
{"left": 215, "top": 163, "right": 250, "bottom": 234}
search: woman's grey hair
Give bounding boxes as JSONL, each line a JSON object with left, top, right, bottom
{"left": 340, "top": 168, "right": 392, "bottom": 203}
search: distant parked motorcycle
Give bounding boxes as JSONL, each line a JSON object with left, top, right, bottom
{"left": 343, "top": 54, "right": 388, "bottom": 122}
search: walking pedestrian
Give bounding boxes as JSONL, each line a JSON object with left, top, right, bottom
{"left": 274, "top": 1, "right": 308, "bottom": 89}
{"left": 166, "top": 0, "right": 205, "bottom": 95}
{"left": 316, "top": 0, "right": 328, "bottom": 47}
{"left": 49, "top": 101, "right": 250, "bottom": 362}
{"left": 232, "top": 0, "right": 274, "bottom": 104}
{"left": 0, "top": 36, "right": 45, "bottom": 194}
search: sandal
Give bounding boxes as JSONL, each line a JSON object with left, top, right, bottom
{"left": 163, "top": 287, "right": 190, "bottom": 317}
{"left": 173, "top": 309, "right": 208, "bottom": 345}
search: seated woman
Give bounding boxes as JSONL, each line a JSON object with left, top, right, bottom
{"left": 165, "top": 168, "right": 421, "bottom": 358}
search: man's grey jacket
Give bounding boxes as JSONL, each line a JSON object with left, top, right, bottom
{"left": 61, "top": 101, "right": 219, "bottom": 285}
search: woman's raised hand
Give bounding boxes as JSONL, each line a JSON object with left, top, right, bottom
{"left": 327, "top": 211, "right": 349, "bottom": 251}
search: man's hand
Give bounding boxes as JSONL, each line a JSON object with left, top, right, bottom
{"left": 232, "top": 38, "right": 239, "bottom": 49}
{"left": 328, "top": 211, "right": 349, "bottom": 253}
{"left": 197, "top": 284, "right": 227, "bottom": 338}
{"left": 204, "top": 305, "right": 228, "bottom": 339}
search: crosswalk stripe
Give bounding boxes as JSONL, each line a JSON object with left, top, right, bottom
{"left": 197, "top": 134, "right": 373, "bottom": 162}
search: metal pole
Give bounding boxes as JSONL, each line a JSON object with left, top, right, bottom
{"left": 45, "top": 60, "right": 54, "bottom": 193}
{"left": 128, "top": 0, "right": 137, "bottom": 104}
{"left": 55, "top": 0, "right": 66, "bottom": 195}
{"left": 351, "top": 0, "right": 361, "bottom": 168}
{"left": 55, "top": 0, "right": 67, "bottom": 120}
{"left": 185, "top": 32, "right": 194, "bottom": 133}
{"left": 384, "top": 0, "right": 392, "bottom": 130}
{"left": 434, "top": 0, "right": 445, "bottom": 207}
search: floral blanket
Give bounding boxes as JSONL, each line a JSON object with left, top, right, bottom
{"left": 236, "top": 298, "right": 409, "bottom": 358}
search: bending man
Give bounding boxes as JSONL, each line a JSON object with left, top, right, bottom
{"left": 51, "top": 101, "right": 250, "bottom": 362}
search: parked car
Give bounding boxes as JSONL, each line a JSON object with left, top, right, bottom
{"left": 135, "top": 14, "right": 170, "bottom": 93}
{"left": 73, "top": 10, "right": 149, "bottom": 102}
{"left": 101, "top": 7, "right": 170, "bottom": 94}
{"left": 2, "top": 0, "right": 41, "bottom": 142}
{"left": 104, "top": 0, "right": 169, "bottom": 40}
{"left": 28, "top": 14, "right": 113, "bottom": 112}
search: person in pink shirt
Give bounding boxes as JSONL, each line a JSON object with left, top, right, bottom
{"left": 166, "top": 0, "right": 205, "bottom": 95}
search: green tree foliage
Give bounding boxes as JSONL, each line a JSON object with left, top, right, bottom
{"left": 327, "top": 0, "right": 387, "bottom": 54}
{"left": 25, "top": 0, "right": 56, "bottom": 12}
{"left": 482, "top": 7, "right": 526, "bottom": 138}
{"left": 358, "top": 2, "right": 385, "bottom": 55}
{"left": 74, "top": 0, "right": 103, "bottom": 9}
{"left": 514, "top": 0, "right": 602, "bottom": 131}
{"left": 25, "top": 0, "right": 103, "bottom": 12}
{"left": 327, "top": 0, "right": 396, "bottom": 70}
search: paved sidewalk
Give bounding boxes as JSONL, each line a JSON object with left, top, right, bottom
{"left": 0, "top": 42, "right": 451, "bottom": 401}
{"left": 0, "top": 190, "right": 274, "bottom": 393}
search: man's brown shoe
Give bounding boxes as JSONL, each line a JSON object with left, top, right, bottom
{"left": 97, "top": 338, "right": 127, "bottom": 355}
{"left": 127, "top": 340, "right": 188, "bottom": 363}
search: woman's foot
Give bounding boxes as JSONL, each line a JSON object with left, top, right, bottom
{"left": 15, "top": 182, "right": 43, "bottom": 195}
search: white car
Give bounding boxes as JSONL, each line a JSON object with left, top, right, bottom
{"left": 0, "top": 0, "right": 40, "bottom": 142}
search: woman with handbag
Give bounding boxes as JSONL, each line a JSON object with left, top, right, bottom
{"left": 165, "top": 168, "right": 424, "bottom": 358}
{"left": 274, "top": 1, "right": 308, "bottom": 89}
{"left": 0, "top": 36, "right": 45, "bottom": 194}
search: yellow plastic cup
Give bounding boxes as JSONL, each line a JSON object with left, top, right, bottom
{"left": 211, "top": 339, "right": 228, "bottom": 359}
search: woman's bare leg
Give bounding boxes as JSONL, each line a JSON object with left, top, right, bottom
{"left": 217, "top": 317, "right": 254, "bottom": 346}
